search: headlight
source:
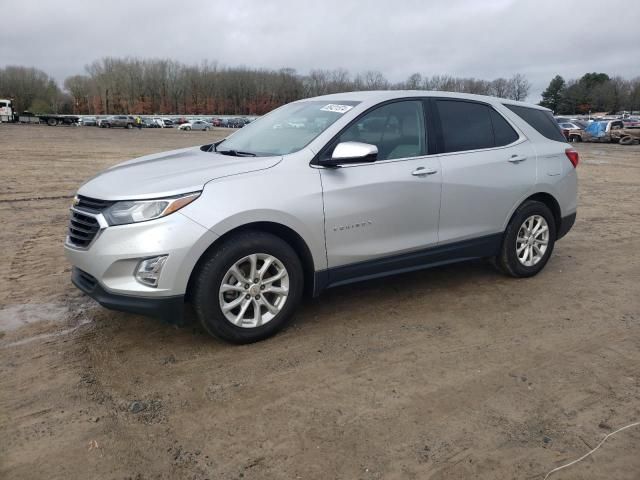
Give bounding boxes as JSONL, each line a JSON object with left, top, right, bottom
{"left": 103, "top": 192, "right": 200, "bottom": 226}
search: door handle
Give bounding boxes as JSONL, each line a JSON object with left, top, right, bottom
{"left": 508, "top": 154, "right": 527, "bottom": 163}
{"left": 411, "top": 167, "right": 438, "bottom": 176}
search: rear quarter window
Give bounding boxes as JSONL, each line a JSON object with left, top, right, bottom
{"left": 504, "top": 104, "right": 566, "bottom": 142}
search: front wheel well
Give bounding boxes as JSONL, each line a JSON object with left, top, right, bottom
{"left": 185, "top": 222, "right": 316, "bottom": 301}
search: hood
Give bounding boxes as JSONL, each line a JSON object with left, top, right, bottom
{"left": 78, "top": 146, "right": 281, "bottom": 200}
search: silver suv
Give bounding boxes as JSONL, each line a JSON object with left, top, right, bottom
{"left": 65, "top": 91, "right": 578, "bottom": 343}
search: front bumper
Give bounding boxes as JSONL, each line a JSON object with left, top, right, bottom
{"left": 64, "top": 211, "right": 218, "bottom": 297}
{"left": 65, "top": 209, "right": 219, "bottom": 324}
{"left": 72, "top": 267, "right": 185, "bottom": 324}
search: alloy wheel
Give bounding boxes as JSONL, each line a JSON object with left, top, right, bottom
{"left": 218, "top": 253, "right": 289, "bottom": 328}
{"left": 516, "top": 215, "right": 549, "bottom": 267}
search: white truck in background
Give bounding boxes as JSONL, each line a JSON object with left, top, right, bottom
{"left": 0, "top": 99, "right": 13, "bottom": 122}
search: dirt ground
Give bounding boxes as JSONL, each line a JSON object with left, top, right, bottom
{"left": 0, "top": 124, "right": 639, "bottom": 480}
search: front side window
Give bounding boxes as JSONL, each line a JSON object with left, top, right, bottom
{"left": 334, "top": 100, "right": 427, "bottom": 161}
{"left": 216, "top": 100, "right": 360, "bottom": 156}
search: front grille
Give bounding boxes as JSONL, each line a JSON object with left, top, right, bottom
{"left": 68, "top": 210, "right": 100, "bottom": 247}
{"left": 67, "top": 195, "right": 114, "bottom": 248}
{"left": 76, "top": 195, "right": 115, "bottom": 213}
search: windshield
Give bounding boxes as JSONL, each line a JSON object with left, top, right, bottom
{"left": 216, "top": 100, "right": 360, "bottom": 156}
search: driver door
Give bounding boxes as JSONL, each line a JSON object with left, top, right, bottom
{"left": 320, "top": 100, "right": 441, "bottom": 275}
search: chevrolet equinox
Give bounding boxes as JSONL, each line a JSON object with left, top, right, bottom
{"left": 65, "top": 91, "right": 578, "bottom": 343}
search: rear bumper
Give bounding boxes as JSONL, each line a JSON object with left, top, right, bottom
{"left": 72, "top": 267, "right": 185, "bottom": 324}
{"left": 557, "top": 212, "right": 576, "bottom": 240}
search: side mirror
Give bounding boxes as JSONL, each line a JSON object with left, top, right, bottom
{"left": 323, "top": 142, "right": 378, "bottom": 167}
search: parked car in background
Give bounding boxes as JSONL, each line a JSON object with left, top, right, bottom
{"left": 557, "top": 120, "right": 588, "bottom": 142}
{"left": 142, "top": 118, "right": 160, "bottom": 128}
{"left": 622, "top": 118, "right": 640, "bottom": 128}
{"left": 65, "top": 91, "right": 577, "bottom": 344}
{"left": 212, "top": 118, "right": 227, "bottom": 127}
{"left": 162, "top": 119, "right": 175, "bottom": 127}
{"left": 80, "top": 116, "right": 98, "bottom": 126}
{"left": 178, "top": 120, "right": 212, "bottom": 131}
{"left": 227, "top": 117, "right": 249, "bottom": 128}
{"left": 100, "top": 115, "right": 135, "bottom": 129}
{"left": 583, "top": 120, "right": 625, "bottom": 142}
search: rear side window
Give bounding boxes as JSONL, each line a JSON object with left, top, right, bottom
{"left": 504, "top": 104, "right": 566, "bottom": 142}
{"left": 436, "top": 100, "right": 493, "bottom": 152}
{"left": 435, "top": 100, "right": 518, "bottom": 153}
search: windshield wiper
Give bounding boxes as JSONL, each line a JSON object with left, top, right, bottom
{"left": 217, "top": 149, "right": 256, "bottom": 157}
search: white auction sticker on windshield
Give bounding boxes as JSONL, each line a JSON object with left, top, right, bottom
{"left": 320, "top": 104, "right": 354, "bottom": 114}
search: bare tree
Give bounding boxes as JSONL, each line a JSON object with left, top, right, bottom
{"left": 490, "top": 78, "right": 510, "bottom": 98}
{"left": 507, "top": 74, "right": 531, "bottom": 101}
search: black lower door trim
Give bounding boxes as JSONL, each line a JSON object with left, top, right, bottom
{"left": 313, "top": 233, "right": 502, "bottom": 295}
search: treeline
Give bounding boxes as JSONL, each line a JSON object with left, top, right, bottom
{"left": 2, "top": 57, "right": 638, "bottom": 116}
{"left": 1, "top": 58, "right": 532, "bottom": 116}
{"left": 539, "top": 73, "right": 640, "bottom": 114}
{"left": 0, "top": 66, "right": 66, "bottom": 114}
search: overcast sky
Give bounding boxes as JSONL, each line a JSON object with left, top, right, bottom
{"left": 1, "top": 0, "right": 639, "bottom": 100}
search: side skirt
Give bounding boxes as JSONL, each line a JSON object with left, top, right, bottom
{"left": 313, "top": 233, "right": 502, "bottom": 296}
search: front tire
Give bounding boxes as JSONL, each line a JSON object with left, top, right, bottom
{"left": 192, "top": 232, "right": 304, "bottom": 344}
{"left": 495, "top": 200, "right": 556, "bottom": 278}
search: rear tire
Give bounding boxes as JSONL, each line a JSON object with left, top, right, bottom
{"left": 495, "top": 200, "right": 556, "bottom": 278}
{"left": 619, "top": 136, "right": 633, "bottom": 145}
{"left": 192, "top": 231, "right": 304, "bottom": 344}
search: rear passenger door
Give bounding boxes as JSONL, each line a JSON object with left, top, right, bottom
{"left": 433, "top": 99, "right": 536, "bottom": 244}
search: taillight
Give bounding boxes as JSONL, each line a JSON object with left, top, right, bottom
{"left": 565, "top": 148, "right": 579, "bottom": 168}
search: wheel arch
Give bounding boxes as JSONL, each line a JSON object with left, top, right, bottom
{"left": 185, "top": 221, "right": 316, "bottom": 301}
{"left": 506, "top": 192, "right": 562, "bottom": 239}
